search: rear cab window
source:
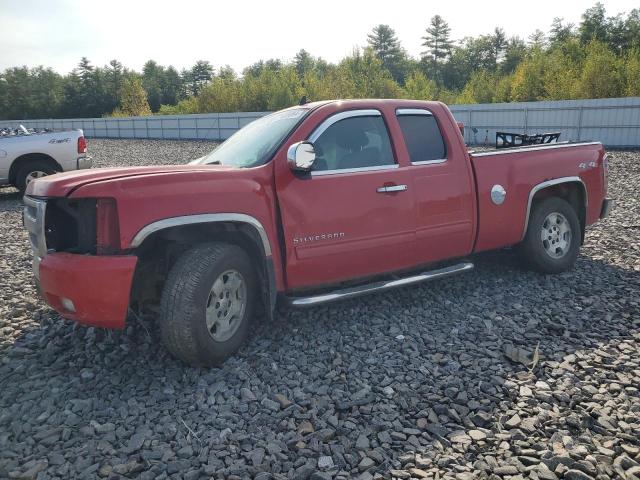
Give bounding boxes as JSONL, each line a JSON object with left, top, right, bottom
{"left": 396, "top": 109, "right": 447, "bottom": 164}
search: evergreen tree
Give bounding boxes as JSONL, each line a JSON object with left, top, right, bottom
{"left": 186, "top": 60, "right": 213, "bottom": 96}
{"left": 142, "top": 60, "right": 164, "bottom": 112}
{"left": 421, "top": 15, "right": 453, "bottom": 65}
{"left": 528, "top": 30, "right": 547, "bottom": 49}
{"left": 549, "top": 18, "right": 575, "bottom": 46}
{"left": 294, "top": 49, "right": 314, "bottom": 78}
{"left": 105, "top": 60, "right": 124, "bottom": 111}
{"left": 491, "top": 27, "right": 508, "bottom": 66}
{"left": 161, "top": 66, "right": 183, "bottom": 105}
{"left": 367, "top": 25, "right": 406, "bottom": 82}
{"left": 501, "top": 37, "right": 528, "bottom": 74}
{"left": 579, "top": 3, "right": 608, "bottom": 45}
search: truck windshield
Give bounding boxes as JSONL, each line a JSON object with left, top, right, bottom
{"left": 200, "top": 108, "right": 307, "bottom": 168}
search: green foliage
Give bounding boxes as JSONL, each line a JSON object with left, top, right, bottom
{"left": 577, "top": 40, "right": 623, "bottom": 98}
{"left": 403, "top": 72, "right": 438, "bottom": 100}
{"left": 1, "top": 3, "right": 640, "bottom": 121}
{"left": 623, "top": 49, "right": 640, "bottom": 95}
{"left": 112, "top": 77, "right": 152, "bottom": 117}
{"left": 456, "top": 70, "right": 498, "bottom": 104}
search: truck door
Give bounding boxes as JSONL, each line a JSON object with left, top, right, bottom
{"left": 276, "top": 109, "right": 416, "bottom": 290}
{"left": 394, "top": 108, "right": 475, "bottom": 262}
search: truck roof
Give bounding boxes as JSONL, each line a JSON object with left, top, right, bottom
{"left": 302, "top": 98, "right": 444, "bottom": 110}
{"left": 292, "top": 98, "right": 443, "bottom": 114}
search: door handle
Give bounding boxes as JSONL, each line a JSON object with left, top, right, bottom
{"left": 377, "top": 184, "right": 408, "bottom": 193}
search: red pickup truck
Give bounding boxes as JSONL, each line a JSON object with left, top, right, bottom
{"left": 23, "top": 99, "right": 612, "bottom": 366}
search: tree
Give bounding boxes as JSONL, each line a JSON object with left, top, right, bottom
{"left": 457, "top": 70, "right": 497, "bottom": 104}
{"left": 161, "top": 66, "right": 183, "bottom": 105}
{"left": 549, "top": 18, "right": 575, "bottom": 46}
{"left": 510, "top": 52, "right": 547, "bottom": 101}
{"left": 579, "top": 3, "right": 608, "bottom": 45}
{"left": 105, "top": 60, "right": 124, "bottom": 111}
{"left": 185, "top": 60, "right": 213, "bottom": 96}
{"left": 421, "top": 15, "right": 453, "bottom": 70}
{"left": 142, "top": 60, "right": 164, "bottom": 112}
{"left": 543, "top": 50, "right": 580, "bottom": 100}
{"left": 577, "top": 40, "right": 623, "bottom": 98}
{"left": 623, "top": 48, "right": 640, "bottom": 95}
{"left": 491, "top": 27, "right": 508, "bottom": 66}
{"left": 403, "top": 71, "right": 438, "bottom": 100}
{"left": 294, "top": 49, "right": 314, "bottom": 78}
{"left": 501, "top": 37, "right": 528, "bottom": 74}
{"left": 367, "top": 25, "right": 407, "bottom": 82}
{"left": 76, "top": 57, "right": 100, "bottom": 117}
{"left": 528, "top": 30, "right": 547, "bottom": 49}
{"left": 115, "top": 76, "right": 152, "bottom": 116}
{"left": 626, "top": 9, "right": 640, "bottom": 50}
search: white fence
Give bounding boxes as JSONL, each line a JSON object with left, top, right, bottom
{"left": 449, "top": 97, "right": 640, "bottom": 147}
{"left": 1, "top": 97, "right": 639, "bottom": 147}
{"left": 0, "top": 112, "right": 266, "bottom": 141}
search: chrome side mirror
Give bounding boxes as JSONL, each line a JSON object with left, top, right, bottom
{"left": 287, "top": 141, "right": 316, "bottom": 172}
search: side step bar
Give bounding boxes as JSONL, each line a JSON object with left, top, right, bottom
{"left": 285, "top": 262, "right": 474, "bottom": 308}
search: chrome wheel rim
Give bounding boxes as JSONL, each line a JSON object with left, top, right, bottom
{"left": 205, "top": 269, "right": 246, "bottom": 342}
{"left": 540, "top": 212, "right": 572, "bottom": 259}
{"left": 25, "top": 171, "right": 48, "bottom": 185}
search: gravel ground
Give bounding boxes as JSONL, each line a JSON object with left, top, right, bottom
{"left": 0, "top": 139, "right": 638, "bottom": 480}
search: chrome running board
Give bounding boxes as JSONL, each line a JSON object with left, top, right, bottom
{"left": 285, "top": 262, "right": 474, "bottom": 307}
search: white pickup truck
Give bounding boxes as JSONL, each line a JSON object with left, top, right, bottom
{"left": 0, "top": 126, "right": 92, "bottom": 192}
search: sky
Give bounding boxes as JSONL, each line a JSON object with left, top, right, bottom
{"left": 0, "top": 0, "right": 637, "bottom": 74}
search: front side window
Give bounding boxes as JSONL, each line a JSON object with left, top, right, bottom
{"left": 397, "top": 112, "right": 446, "bottom": 163}
{"left": 312, "top": 114, "right": 395, "bottom": 171}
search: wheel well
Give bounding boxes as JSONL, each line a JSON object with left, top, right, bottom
{"left": 9, "top": 153, "right": 62, "bottom": 184}
{"left": 130, "top": 222, "right": 273, "bottom": 317}
{"left": 530, "top": 181, "right": 586, "bottom": 242}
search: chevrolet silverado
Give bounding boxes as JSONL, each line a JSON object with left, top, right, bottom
{"left": 23, "top": 100, "right": 612, "bottom": 366}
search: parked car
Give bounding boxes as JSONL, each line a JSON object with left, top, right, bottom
{"left": 23, "top": 99, "right": 612, "bottom": 366}
{"left": 0, "top": 126, "right": 91, "bottom": 192}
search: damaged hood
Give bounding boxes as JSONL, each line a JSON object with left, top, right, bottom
{"left": 26, "top": 164, "right": 234, "bottom": 197}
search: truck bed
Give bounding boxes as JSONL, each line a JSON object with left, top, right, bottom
{"left": 470, "top": 141, "right": 606, "bottom": 253}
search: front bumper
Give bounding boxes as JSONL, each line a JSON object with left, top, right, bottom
{"left": 37, "top": 252, "right": 137, "bottom": 329}
{"left": 77, "top": 155, "right": 92, "bottom": 170}
{"left": 600, "top": 198, "right": 614, "bottom": 219}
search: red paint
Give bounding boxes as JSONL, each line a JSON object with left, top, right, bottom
{"left": 39, "top": 253, "right": 137, "bottom": 328}
{"left": 27, "top": 99, "right": 609, "bottom": 327}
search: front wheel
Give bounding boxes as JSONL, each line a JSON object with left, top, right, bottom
{"left": 519, "top": 197, "right": 581, "bottom": 274}
{"left": 159, "top": 243, "right": 256, "bottom": 366}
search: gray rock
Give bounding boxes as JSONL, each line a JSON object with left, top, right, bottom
{"left": 317, "top": 456, "right": 334, "bottom": 469}
{"left": 260, "top": 398, "right": 281, "bottom": 412}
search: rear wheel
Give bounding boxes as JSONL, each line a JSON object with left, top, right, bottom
{"left": 159, "top": 243, "right": 256, "bottom": 366}
{"left": 519, "top": 197, "right": 581, "bottom": 274}
{"left": 15, "top": 160, "right": 57, "bottom": 193}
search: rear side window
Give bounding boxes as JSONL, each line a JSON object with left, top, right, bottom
{"left": 397, "top": 112, "right": 446, "bottom": 163}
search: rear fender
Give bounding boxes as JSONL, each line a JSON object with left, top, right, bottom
{"left": 523, "top": 177, "right": 587, "bottom": 242}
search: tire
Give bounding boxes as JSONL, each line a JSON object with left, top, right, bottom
{"left": 15, "top": 160, "right": 57, "bottom": 193}
{"left": 519, "top": 197, "right": 581, "bottom": 274}
{"left": 159, "top": 242, "right": 257, "bottom": 366}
